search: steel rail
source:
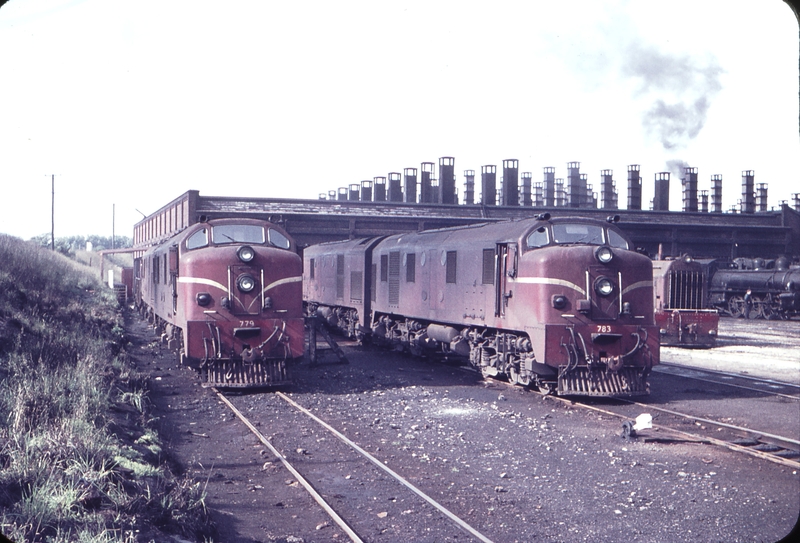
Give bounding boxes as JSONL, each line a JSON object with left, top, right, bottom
{"left": 214, "top": 390, "right": 364, "bottom": 543}
{"left": 657, "top": 361, "right": 800, "bottom": 389}
{"left": 275, "top": 391, "right": 496, "bottom": 543}
{"left": 657, "top": 362, "right": 800, "bottom": 389}
{"left": 476, "top": 375, "right": 800, "bottom": 469}
{"left": 653, "top": 365, "right": 800, "bottom": 400}
{"left": 616, "top": 396, "right": 800, "bottom": 453}
{"left": 542, "top": 394, "right": 800, "bottom": 470}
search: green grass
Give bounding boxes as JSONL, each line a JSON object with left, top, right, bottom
{"left": 0, "top": 234, "right": 213, "bottom": 542}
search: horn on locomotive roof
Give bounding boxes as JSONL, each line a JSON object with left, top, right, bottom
{"left": 606, "top": 214, "right": 621, "bottom": 223}
{"left": 536, "top": 212, "right": 551, "bottom": 221}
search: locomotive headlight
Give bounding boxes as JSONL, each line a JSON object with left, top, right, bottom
{"left": 196, "top": 292, "right": 212, "bottom": 306}
{"left": 237, "top": 274, "right": 256, "bottom": 293}
{"left": 552, "top": 294, "right": 568, "bottom": 310}
{"left": 595, "top": 246, "right": 614, "bottom": 264}
{"left": 594, "top": 277, "right": 614, "bottom": 296}
{"left": 237, "top": 245, "right": 256, "bottom": 263}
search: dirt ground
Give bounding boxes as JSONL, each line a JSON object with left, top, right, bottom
{"left": 130, "top": 314, "right": 800, "bottom": 543}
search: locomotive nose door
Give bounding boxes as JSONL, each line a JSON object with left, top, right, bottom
{"left": 495, "top": 243, "right": 517, "bottom": 317}
{"left": 169, "top": 246, "right": 178, "bottom": 314}
{"left": 230, "top": 265, "right": 262, "bottom": 316}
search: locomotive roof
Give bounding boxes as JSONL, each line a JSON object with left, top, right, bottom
{"left": 385, "top": 215, "right": 631, "bottom": 246}
{"left": 302, "top": 215, "right": 632, "bottom": 253}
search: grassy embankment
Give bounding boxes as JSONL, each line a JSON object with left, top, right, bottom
{"left": 0, "top": 235, "right": 212, "bottom": 542}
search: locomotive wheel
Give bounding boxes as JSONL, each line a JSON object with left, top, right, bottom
{"left": 748, "top": 296, "right": 765, "bottom": 319}
{"left": 508, "top": 365, "right": 531, "bottom": 386}
{"left": 536, "top": 381, "right": 555, "bottom": 395}
{"left": 761, "top": 298, "right": 776, "bottom": 320}
{"left": 727, "top": 296, "right": 745, "bottom": 318}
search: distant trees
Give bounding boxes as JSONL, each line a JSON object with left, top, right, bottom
{"left": 30, "top": 234, "right": 133, "bottom": 256}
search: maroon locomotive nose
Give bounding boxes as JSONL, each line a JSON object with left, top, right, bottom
{"left": 135, "top": 218, "right": 304, "bottom": 388}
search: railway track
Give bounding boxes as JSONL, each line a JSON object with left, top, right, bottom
{"left": 556, "top": 394, "right": 800, "bottom": 469}
{"left": 525, "top": 368, "right": 800, "bottom": 469}
{"left": 214, "top": 387, "right": 495, "bottom": 543}
{"left": 653, "top": 362, "right": 800, "bottom": 400}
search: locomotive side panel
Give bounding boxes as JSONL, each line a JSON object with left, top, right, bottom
{"left": 372, "top": 233, "right": 499, "bottom": 329}
{"left": 303, "top": 237, "right": 381, "bottom": 339}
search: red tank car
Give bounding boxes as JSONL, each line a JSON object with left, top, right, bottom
{"left": 304, "top": 214, "right": 659, "bottom": 397}
{"left": 652, "top": 255, "right": 719, "bottom": 348}
{"left": 135, "top": 218, "right": 304, "bottom": 387}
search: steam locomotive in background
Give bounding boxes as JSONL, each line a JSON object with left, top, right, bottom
{"left": 706, "top": 257, "right": 800, "bottom": 320}
{"left": 304, "top": 214, "right": 659, "bottom": 397}
{"left": 652, "top": 256, "right": 719, "bottom": 348}
{"left": 134, "top": 218, "right": 305, "bottom": 387}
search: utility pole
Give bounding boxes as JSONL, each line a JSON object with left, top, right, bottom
{"left": 112, "top": 203, "right": 115, "bottom": 250}
{"left": 51, "top": 174, "right": 55, "bottom": 251}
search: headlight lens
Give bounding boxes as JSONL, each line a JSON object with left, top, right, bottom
{"left": 196, "top": 292, "right": 212, "bottom": 306}
{"left": 237, "top": 274, "right": 256, "bottom": 293}
{"left": 595, "top": 246, "right": 614, "bottom": 264}
{"left": 595, "top": 277, "right": 614, "bottom": 296}
{"left": 237, "top": 245, "right": 256, "bottom": 263}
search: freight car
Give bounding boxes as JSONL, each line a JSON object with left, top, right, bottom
{"left": 304, "top": 214, "right": 659, "bottom": 397}
{"left": 134, "top": 218, "right": 304, "bottom": 387}
{"left": 707, "top": 257, "right": 800, "bottom": 319}
{"left": 652, "top": 256, "right": 719, "bottom": 348}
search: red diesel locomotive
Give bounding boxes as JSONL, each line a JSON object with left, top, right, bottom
{"left": 652, "top": 255, "right": 719, "bottom": 348}
{"left": 135, "top": 218, "right": 304, "bottom": 387}
{"left": 304, "top": 214, "right": 659, "bottom": 396}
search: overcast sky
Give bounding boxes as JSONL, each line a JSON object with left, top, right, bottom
{"left": 1, "top": 0, "right": 798, "bottom": 241}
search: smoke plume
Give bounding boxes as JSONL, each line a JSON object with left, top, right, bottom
{"left": 622, "top": 44, "right": 723, "bottom": 150}
{"left": 666, "top": 159, "right": 690, "bottom": 180}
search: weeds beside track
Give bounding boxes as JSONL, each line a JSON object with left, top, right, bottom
{"left": 0, "top": 235, "right": 213, "bottom": 543}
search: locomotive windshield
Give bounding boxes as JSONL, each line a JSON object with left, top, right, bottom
{"left": 525, "top": 223, "right": 630, "bottom": 250}
{"left": 213, "top": 224, "right": 265, "bottom": 244}
{"left": 552, "top": 223, "right": 604, "bottom": 244}
{"left": 185, "top": 224, "right": 292, "bottom": 250}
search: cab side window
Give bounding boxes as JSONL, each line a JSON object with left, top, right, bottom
{"left": 526, "top": 226, "right": 549, "bottom": 248}
{"left": 186, "top": 228, "right": 209, "bottom": 250}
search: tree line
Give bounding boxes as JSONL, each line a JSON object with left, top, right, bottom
{"left": 29, "top": 233, "right": 133, "bottom": 255}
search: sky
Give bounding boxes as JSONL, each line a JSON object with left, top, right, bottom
{"left": 0, "top": 0, "right": 798, "bottom": 241}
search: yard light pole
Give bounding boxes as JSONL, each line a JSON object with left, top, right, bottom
{"left": 51, "top": 174, "right": 55, "bottom": 251}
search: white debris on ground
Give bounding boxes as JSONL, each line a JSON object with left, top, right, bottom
{"left": 632, "top": 413, "right": 653, "bottom": 431}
